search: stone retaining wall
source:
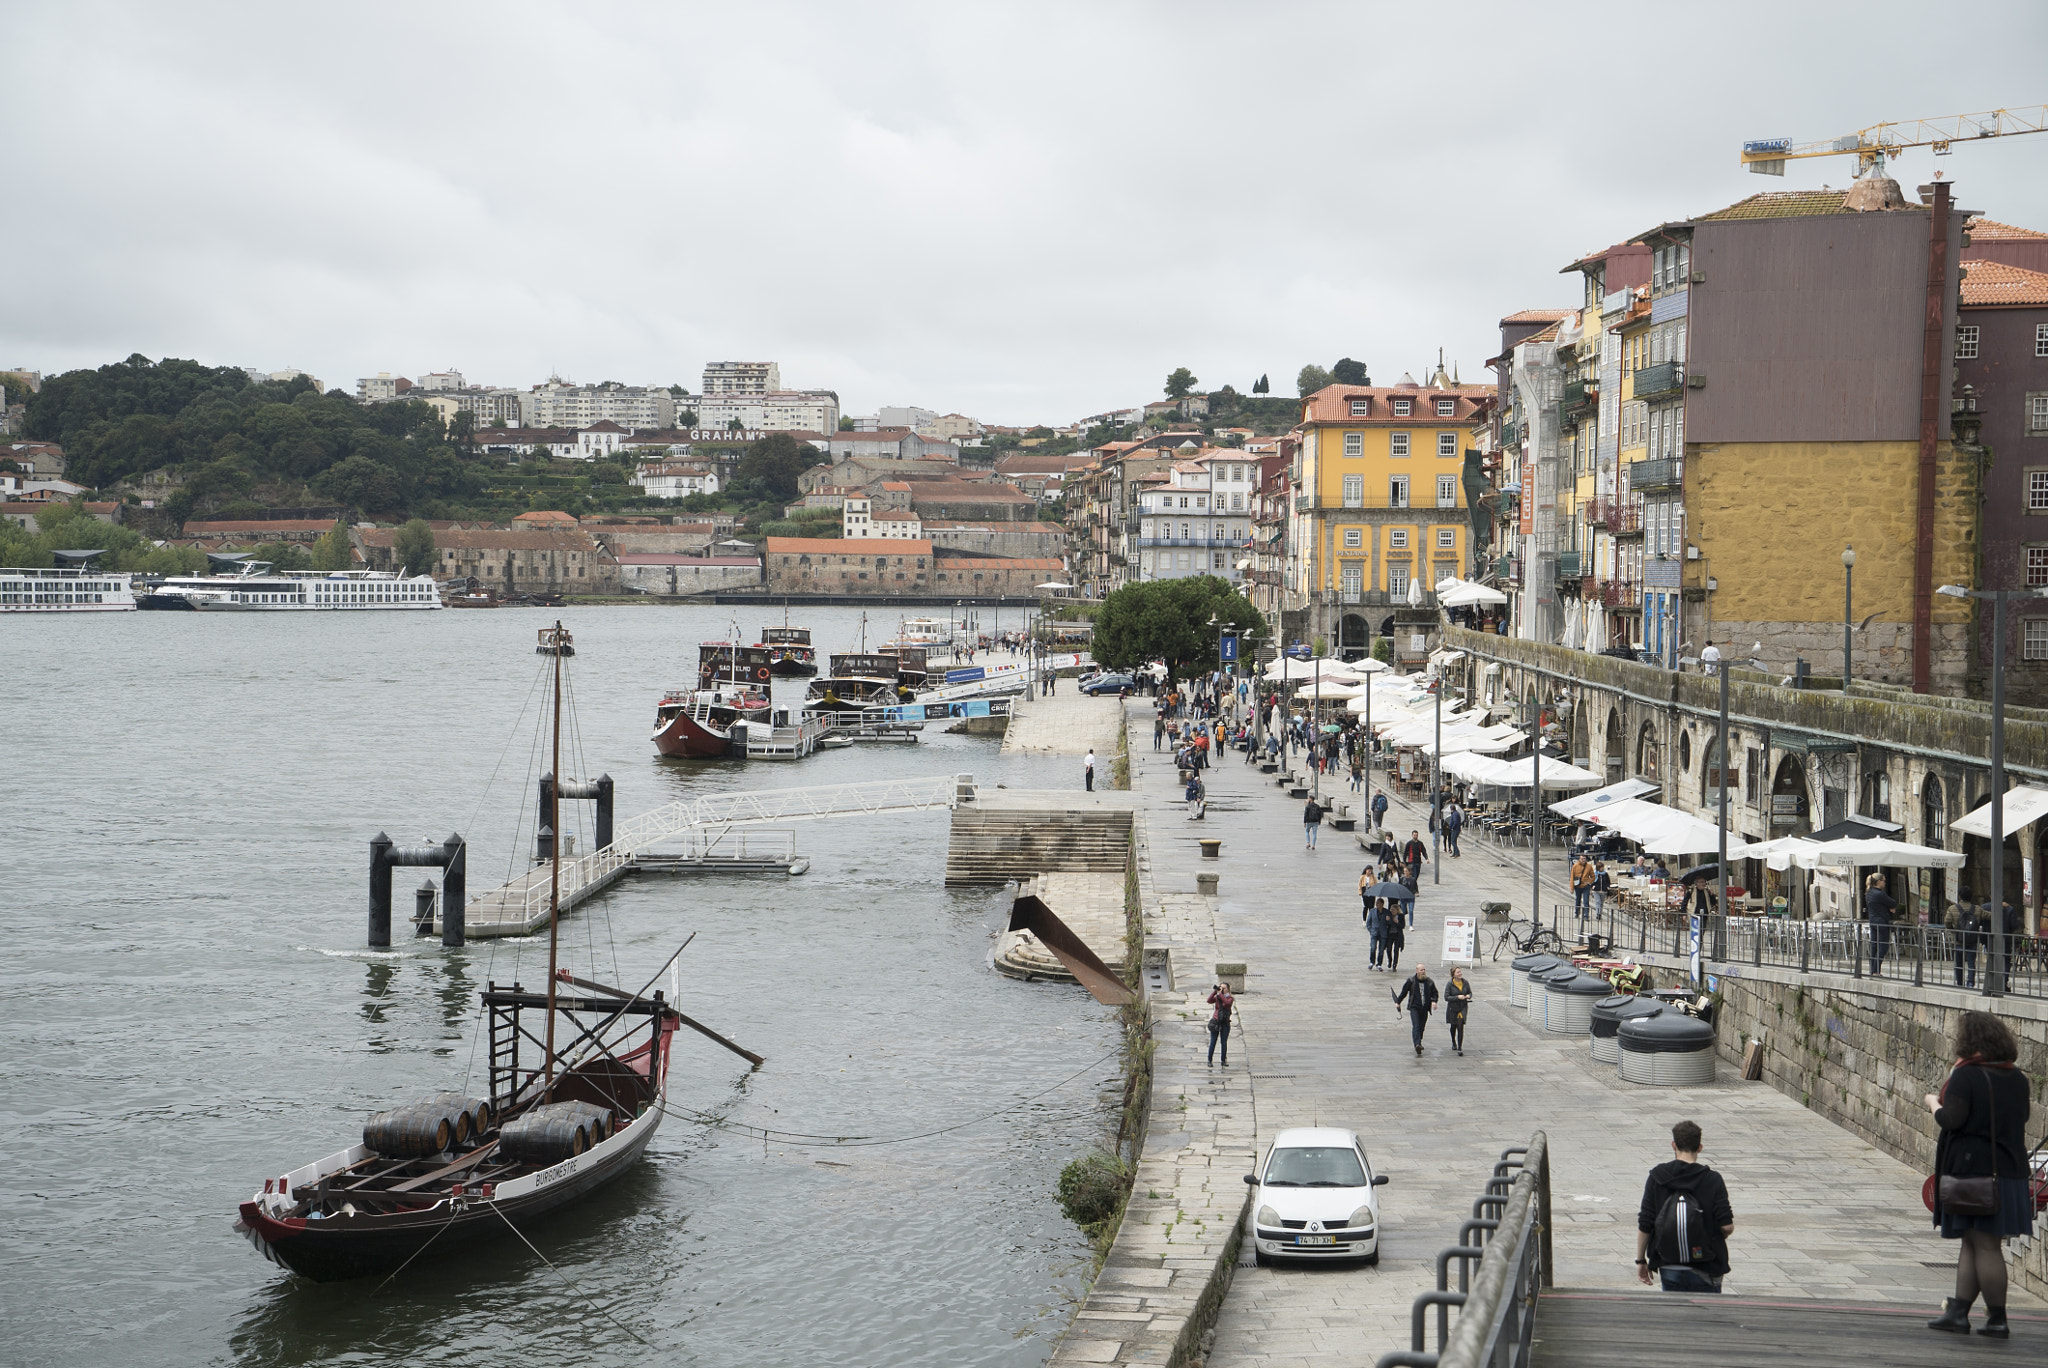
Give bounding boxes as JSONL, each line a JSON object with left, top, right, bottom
{"left": 1633, "top": 950, "right": 2048, "bottom": 1301}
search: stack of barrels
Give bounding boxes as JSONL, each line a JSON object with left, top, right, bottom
{"left": 364, "top": 1093, "right": 495, "bottom": 1157}
{"left": 500, "top": 1101, "right": 615, "bottom": 1165}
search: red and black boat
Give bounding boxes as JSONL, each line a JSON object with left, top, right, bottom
{"left": 235, "top": 623, "right": 759, "bottom": 1281}
{"left": 762, "top": 624, "right": 817, "bottom": 676}
{"left": 652, "top": 683, "right": 772, "bottom": 758}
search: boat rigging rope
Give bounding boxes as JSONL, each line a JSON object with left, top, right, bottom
{"left": 485, "top": 1199, "right": 650, "bottom": 1346}
{"left": 371, "top": 1206, "right": 463, "bottom": 1295}
{"left": 656, "top": 1044, "right": 1123, "bottom": 1147}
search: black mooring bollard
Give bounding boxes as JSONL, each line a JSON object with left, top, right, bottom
{"left": 441, "top": 832, "right": 466, "bottom": 948}
{"left": 368, "top": 831, "right": 393, "bottom": 947}
{"left": 415, "top": 881, "right": 437, "bottom": 937}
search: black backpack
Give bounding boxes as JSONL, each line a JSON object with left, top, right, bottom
{"left": 1654, "top": 1188, "right": 1710, "bottom": 1266}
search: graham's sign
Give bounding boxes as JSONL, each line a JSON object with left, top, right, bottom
{"left": 685, "top": 429, "right": 766, "bottom": 443}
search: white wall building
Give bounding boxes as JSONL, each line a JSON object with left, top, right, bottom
{"left": 1135, "top": 454, "right": 1250, "bottom": 584}
{"left": 691, "top": 389, "right": 839, "bottom": 433}
{"left": 635, "top": 460, "right": 720, "bottom": 499}
{"left": 417, "top": 371, "right": 466, "bottom": 391}
{"left": 576, "top": 421, "right": 629, "bottom": 460}
{"left": 357, "top": 373, "right": 406, "bottom": 402}
{"left": 523, "top": 379, "right": 676, "bottom": 431}
{"left": 702, "top": 361, "right": 781, "bottom": 396}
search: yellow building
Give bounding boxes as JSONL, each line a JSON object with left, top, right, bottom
{"left": 1293, "top": 377, "right": 1491, "bottom": 654}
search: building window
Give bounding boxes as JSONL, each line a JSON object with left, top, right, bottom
{"left": 2031, "top": 470, "right": 2048, "bottom": 510}
{"left": 1956, "top": 325, "right": 1979, "bottom": 360}
{"left": 1393, "top": 399, "right": 1411, "bottom": 417}
{"left": 2027, "top": 619, "right": 2048, "bottom": 661}
{"left": 1349, "top": 398, "right": 1369, "bottom": 416}
{"left": 2029, "top": 546, "right": 2048, "bottom": 587}
{"left": 1391, "top": 432, "right": 1410, "bottom": 457}
{"left": 1342, "top": 474, "right": 1364, "bottom": 508}
{"left": 1436, "top": 398, "right": 1454, "bottom": 416}
{"left": 2038, "top": 323, "right": 2048, "bottom": 358}
{"left": 2031, "top": 395, "right": 2048, "bottom": 432}
{"left": 1343, "top": 528, "right": 1362, "bottom": 548}
{"left": 1388, "top": 565, "right": 1409, "bottom": 595}
{"left": 1212, "top": 551, "right": 1225, "bottom": 569}
{"left": 1436, "top": 527, "right": 1455, "bottom": 548}
{"left": 1389, "top": 475, "right": 1409, "bottom": 507}
{"left": 1437, "top": 432, "right": 1456, "bottom": 458}
{"left": 1389, "top": 529, "right": 1409, "bottom": 549}
{"left": 1437, "top": 475, "right": 1457, "bottom": 507}
{"left": 1344, "top": 432, "right": 1363, "bottom": 457}
{"left": 1342, "top": 562, "right": 1363, "bottom": 597}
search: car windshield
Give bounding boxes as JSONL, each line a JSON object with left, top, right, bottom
{"left": 1263, "top": 1146, "right": 1367, "bottom": 1187}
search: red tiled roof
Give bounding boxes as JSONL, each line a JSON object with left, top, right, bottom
{"left": 1966, "top": 217, "right": 2048, "bottom": 241}
{"left": 1297, "top": 384, "right": 1489, "bottom": 426}
{"left": 1960, "top": 259, "right": 2048, "bottom": 307}
{"left": 182, "top": 519, "right": 338, "bottom": 535}
{"left": 1693, "top": 189, "right": 1858, "bottom": 221}
{"left": 513, "top": 510, "right": 579, "bottom": 524}
{"left": 1499, "top": 308, "right": 1572, "bottom": 325}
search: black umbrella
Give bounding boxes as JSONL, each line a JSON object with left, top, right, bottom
{"left": 1360, "top": 881, "right": 1416, "bottom": 901}
{"left": 1678, "top": 863, "right": 1721, "bottom": 886}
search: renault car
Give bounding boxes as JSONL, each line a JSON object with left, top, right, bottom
{"left": 1242, "top": 1127, "right": 1388, "bottom": 1266}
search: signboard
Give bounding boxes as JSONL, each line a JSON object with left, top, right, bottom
{"left": 945, "top": 667, "right": 986, "bottom": 685}
{"left": 1688, "top": 914, "right": 1702, "bottom": 987}
{"left": 1219, "top": 634, "right": 1239, "bottom": 662}
{"left": 1285, "top": 641, "right": 1312, "bottom": 660}
{"left": 683, "top": 429, "right": 767, "bottom": 443}
{"left": 1442, "top": 916, "right": 1476, "bottom": 964}
{"left": 1409, "top": 635, "right": 1426, "bottom": 654}
{"left": 1519, "top": 459, "right": 1536, "bottom": 534}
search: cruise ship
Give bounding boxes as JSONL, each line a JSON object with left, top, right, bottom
{"left": 140, "top": 559, "right": 443, "bottom": 611}
{"left": 0, "top": 564, "right": 138, "bottom": 612}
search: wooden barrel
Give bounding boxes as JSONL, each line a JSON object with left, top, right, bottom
{"left": 363, "top": 1104, "right": 454, "bottom": 1157}
{"left": 427, "top": 1092, "right": 492, "bottom": 1142}
{"left": 500, "top": 1101, "right": 610, "bottom": 1165}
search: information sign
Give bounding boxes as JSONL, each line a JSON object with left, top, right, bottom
{"left": 1442, "top": 916, "right": 1476, "bottom": 964}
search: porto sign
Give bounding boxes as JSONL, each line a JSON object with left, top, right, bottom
{"left": 1219, "top": 634, "right": 1239, "bottom": 662}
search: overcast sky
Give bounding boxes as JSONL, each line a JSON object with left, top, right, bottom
{"left": 9, "top": 2, "right": 2048, "bottom": 426}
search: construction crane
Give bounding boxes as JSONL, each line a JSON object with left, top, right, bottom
{"left": 1741, "top": 105, "right": 2048, "bottom": 176}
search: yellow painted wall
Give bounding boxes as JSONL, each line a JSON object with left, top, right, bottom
{"left": 1689, "top": 439, "right": 1976, "bottom": 625}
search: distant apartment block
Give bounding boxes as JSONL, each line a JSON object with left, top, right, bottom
{"left": 243, "top": 367, "right": 323, "bottom": 391}
{"left": 522, "top": 378, "right": 676, "bottom": 431}
{"left": 357, "top": 373, "right": 410, "bottom": 402}
{"left": 702, "top": 361, "right": 781, "bottom": 396}
{"left": 416, "top": 371, "right": 466, "bottom": 391}
{"left": 691, "top": 389, "right": 840, "bottom": 433}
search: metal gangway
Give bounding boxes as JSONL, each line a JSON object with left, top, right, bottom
{"left": 456, "top": 774, "right": 976, "bottom": 937}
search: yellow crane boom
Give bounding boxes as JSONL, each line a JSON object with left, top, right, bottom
{"left": 1741, "top": 105, "right": 2048, "bottom": 176}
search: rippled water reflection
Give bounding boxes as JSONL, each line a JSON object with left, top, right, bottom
{"left": 1, "top": 606, "right": 1115, "bottom": 1366}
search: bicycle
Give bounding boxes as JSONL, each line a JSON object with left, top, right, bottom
{"left": 1491, "top": 918, "right": 1568, "bottom": 961}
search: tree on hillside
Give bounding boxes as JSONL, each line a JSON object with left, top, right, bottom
{"left": 736, "top": 432, "right": 825, "bottom": 503}
{"left": 311, "top": 520, "right": 353, "bottom": 572}
{"left": 1331, "top": 357, "right": 1369, "bottom": 385}
{"left": 1253, "top": 374, "right": 1270, "bottom": 394}
{"left": 1092, "top": 577, "right": 1265, "bottom": 678}
{"left": 1296, "top": 364, "right": 1333, "bottom": 396}
{"left": 1165, "top": 367, "right": 1197, "bottom": 399}
{"left": 393, "top": 518, "right": 437, "bottom": 576}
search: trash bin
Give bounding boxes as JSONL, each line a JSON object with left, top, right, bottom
{"left": 1618, "top": 1011, "right": 1716, "bottom": 1086}
{"left": 1509, "top": 954, "right": 1565, "bottom": 1010}
{"left": 1543, "top": 970, "right": 1614, "bottom": 1035}
{"left": 1590, "top": 995, "right": 1664, "bottom": 1064}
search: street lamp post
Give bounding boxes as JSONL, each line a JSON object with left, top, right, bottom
{"left": 1841, "top": 546, "right": 1856, "bottom": 690}
{"left": 1937, "top": 584, "right": 2048, "bottom": 995}
{"left": 1526, "top": 675, "right": 1543, "bottom": 930}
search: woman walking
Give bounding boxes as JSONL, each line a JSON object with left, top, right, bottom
{"left": 1925, "top": 1010, "right": 2034, "bottom": 1339}
{"left": 1205, "top": 981, "right": 1235, "bottom": 1067}
{"left": 1444, "top": 966, "right": 1473, "bottom": 1055}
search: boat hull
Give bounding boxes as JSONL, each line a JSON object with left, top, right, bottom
{"left": 654, "top": 708, "right": 734, "bottom": 758}
{"left": 767, "top": 651, "right": 816, "bottom": 677}
{"left": 235, "top": 1102, "right": 663, "bottom": 1282}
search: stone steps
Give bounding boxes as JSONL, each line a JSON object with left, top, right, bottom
{"left": 945, "top": 808, "right": 1132, "bottom": 885}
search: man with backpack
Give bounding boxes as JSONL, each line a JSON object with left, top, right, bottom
{"left": 1371, "top": 790, "right": 1389, "bottom": 829}
{"left": 1636, "top": 1119, "right": 1735, "bottom": 1293}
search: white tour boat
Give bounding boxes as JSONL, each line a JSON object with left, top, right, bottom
{"left": 140, "top": 561, "right": 443, "bottom": 611}
{"left": 0, "top": 564, "right": 138, "bottom": 612}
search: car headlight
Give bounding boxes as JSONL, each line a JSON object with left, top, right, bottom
{"left": 1348, "top": 1205, "right": 1375, "bottom": 1229}
{"left": 1257, "top": 1205, "right": 1281, "bottom": 1228}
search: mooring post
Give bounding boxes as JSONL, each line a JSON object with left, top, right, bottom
{"left": 536, "top": 822, "right": 555, "bottom": 863}
{"left": 368, "top": 831, "right": 393, "bottom": 947}
{"left": 595, "top": 773, "right": 614, "bottom": 851}
{"left": 442, "top": 832, "right": 466, "bottom": 946}
{"left": 415, "top": 881, "right": 437, "bottom": 937}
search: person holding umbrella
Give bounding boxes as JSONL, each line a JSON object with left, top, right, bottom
{"left": 1360, "top": 875, "right": 1413, "bottom": 970}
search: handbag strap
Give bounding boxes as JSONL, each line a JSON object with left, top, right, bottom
{"left": 1979, "top": 1065, "right": 2000, "bottom": 1179}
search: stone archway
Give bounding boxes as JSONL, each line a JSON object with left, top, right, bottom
{"left": 1635, "top": 722, "right": 1659, "bottom": 782}
{"left": 1338, "top": 613, "right": 1369, "bottom": 658}
{"left": 1604, "top": 707, "right": 1624, "bottom": 781}
{"left": 1571, "top": 697, "right": 1591, "bottom": 767}
{"left": 1772, "top": 754, "right": 1813, "bottom": 916}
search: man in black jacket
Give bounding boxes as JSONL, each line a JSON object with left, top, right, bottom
{"left": 1393, "top": 963, "right": 1439, "bottom": 1056}
{"left": 1636, "top": 1119, "right": 1735, "bottom": 1292}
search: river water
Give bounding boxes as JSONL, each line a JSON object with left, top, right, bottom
{"left": 1, "top": 604, "right": 1117, "bottom": 1367}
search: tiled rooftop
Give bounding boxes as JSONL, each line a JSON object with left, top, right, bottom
{"left": 1960, "top": 258, "right": 2048, "bottom": 307}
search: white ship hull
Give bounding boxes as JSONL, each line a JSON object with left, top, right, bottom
{"left": 0, "top": 568, "right": 137, "bottom": 612}
{"left": 147, "top": 570, "right": 444, "bottom": 611}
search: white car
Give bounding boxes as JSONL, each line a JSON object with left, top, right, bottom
{"left": 1242, "top": 1126, "right": 1388, "bottom": 1266}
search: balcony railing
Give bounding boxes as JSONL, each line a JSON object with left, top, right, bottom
{"left": 1501, "top": 418, "right": 1521, "bottom": 447}
{"left": 1608, "top": 502, "right": 1642, "bottom": 535}
{"left": 1633, "top": 361, "right": 1682, "bottom": 399}
{"left": 1601, "top": 579, "right": 1641, "bottom": 609}
{"left": 1582, "top": 496, "right": 1609, "bottom": 527}
{"left": 1627, "top": 457, "right": 1683, "bottom": 492}
{"left": 1136, "top": 536, "right": 1240, "bottom": 548}
{"left": 1292, "top": 491, "right": 1455, "bottom": 512}
{"left": 1556, "top": 549, "right": 1581, "bottom": 579}
{"left": 1562, "top": 378, "right": 1598, "bottom": 414}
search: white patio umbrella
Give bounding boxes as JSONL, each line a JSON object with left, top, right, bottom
{"left": 1441, "top": 582, "right": 1509, "bottom": 607}
{"left": 1793, "top": 837, "right": 1965, "bottom": 870}
{"left": 1480, "top": 755, "right": 1605, "bottom": 790}
{"left": 1639, "top": 813, "right": 1740, "bottom": 856}
{"left": 1724, "top": 835, "right": 1823, "bottom": 871}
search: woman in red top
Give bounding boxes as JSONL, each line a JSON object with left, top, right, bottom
{"left": 1206, "top": 983, "right": 1234, "bottom": 1067}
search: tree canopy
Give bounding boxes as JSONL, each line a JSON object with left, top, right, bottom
{"left": 1091, "top": 576, "right": 1266, "bottom": 677}
{"left": 1296, "top": 364, "right": 1333, "bottom": 396}
{"left": 1164, "top": 367, "right": 1197, "bottom": 399}
{"left": 732, "top": 432, "right": 825, "bottom": 503}
{"left": 1253, "top": 374, "right": 1270, "bottom": 395}
{"left": 22, "top": 354, "right": 488, "bottom": 523}
{"left": 393, "top": 519, "right": 437, "bottom": 575}
{"left": 1331, "top": 357, "right": 1369, "bottom": 385}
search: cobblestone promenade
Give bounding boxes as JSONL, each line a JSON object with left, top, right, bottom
{"left": 1117, "top": 701, "right": 2039, "bottom": 1368}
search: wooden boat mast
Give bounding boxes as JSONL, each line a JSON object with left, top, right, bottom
{"left": 543, "top": 620, "right": 566, "bottom": 1090}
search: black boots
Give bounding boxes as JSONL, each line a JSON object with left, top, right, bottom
{"left": 1927, "top": 1298, "right": 1972, "bottom": 1333}
{"left": 1979, "top": 1309, "right": 2009, "bottom": 1339}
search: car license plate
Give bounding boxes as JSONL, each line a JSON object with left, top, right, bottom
{"left": 1298, "top": 1235, "right": 1334, "bottom": 1246}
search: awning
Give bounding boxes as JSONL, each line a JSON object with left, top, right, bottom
{"left": 1951, "top": 785, "right": 2048, "bottom": 838}
{"left": 1551, "top": 778, "right": 1659, "bottom": 818}
{"left": 1772, "top": 731, "right": 1857, "bottom": 756}
{"left": 1796, "top": 837, "right": 1965, "bottom": 870}
{"left": 1804, "top": 816, "right": 1903, "bottom": 843}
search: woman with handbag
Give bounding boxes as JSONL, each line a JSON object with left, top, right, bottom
{"left": 1924, "top": 1010, "right": 2034, "bottom": 1339}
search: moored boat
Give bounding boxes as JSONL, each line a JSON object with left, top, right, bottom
{"left": 699, "top": 641, "right": 776, "bottom": 688}
{"left": 762, "top": 624, "right": 816, "bottom": 676}
{"left": 653, "top": 683, "right": 772, "bottom": 758}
